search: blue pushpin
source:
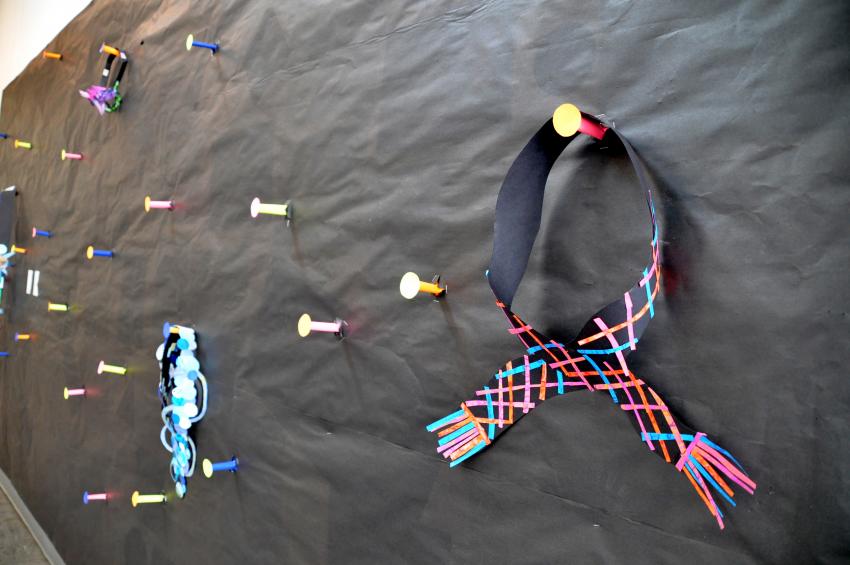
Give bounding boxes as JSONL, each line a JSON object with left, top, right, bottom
{"left": 32, "top": 227, "right": 52, "bottom": 238}
{"left": 0, "top": 133, "right": 8, "bottom": 139}
{"left": 0, "top": 352, "right": 10, "bottom": 357}
{"left": 202, "top": 456, "right": 238, "bottom": 478}
{"left": 86, "top": 246, "right": 113, "bottom": 259}
{"left": 186, "top": 34, "right": 218, "bottom": 55}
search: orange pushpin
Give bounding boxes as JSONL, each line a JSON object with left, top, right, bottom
{"left": 552, "top": 103, "right": 607, "bottom": 140}
{"left": 399, "top": 272, "right": 446, "bottom": 299}
{"left": 43, "top": 51, "right": 62, "bottom": 60}
{"left": 100, "top": 43, "right": 122, "bottom": 57}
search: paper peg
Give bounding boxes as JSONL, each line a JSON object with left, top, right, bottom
{"left": 297, "top": 313, "right": 346, "bottom": 338}
{"left": 83, "top": 491, "right": 108, "bottom": 504}
{"left": 61, "top": 149, "right": 83, "bottom": 161}
{"left": 86, "top": 246, "right": 113, "bottom": 259}
{"left": 131, "top": 491, "right": 166, "bottom": 507}
{"left": 98, "top": 361, "right": 127, "bottom": 375}
{"left": 64, "top": 387, "right": 86, "bottom": 399}
{"left": 43, "top": 51, "right": 62, "bottom": 60}
{"left": 14, "top": 333, "right": 32, "bottom": 341}
{"left": 144, "top": 196, "right": 173, "bottom": 212}
{"left": 14, "top": 139, "right": 32, "bottom": 150}
{"left": 250, "top": 197, "right": 293, "bottom": 224}
{"left": 185, "top": 34, "right": 219, "bottom": 54}
{"left": 400, "top": 272, "right": 447, "bottom": 300}
{"left": 11, "top": 245, "right": 26, "bottom": 254}
{"left": 100, "top": 43, "right": 122, "bottom": 57}
{"left": 552, "top": 103, "right": 607, "bottom": 140}
{"left": 32, "top": 227, "right": 52, "bottom": 238}
{"left": 202, "top": 456, "right": 239, "bottom": 478}
{"left": 48, "top": 302, "right": 68, "bottom": 312}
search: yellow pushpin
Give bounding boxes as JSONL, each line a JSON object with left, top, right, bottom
{"left": 11, "top": 245, "right": 26, "bottom": 254}
{"left": 552, "top": 103, "right": 607, "bottom": 140}
{"left": 399, "top": 272, "right": 446, "bottom": 299}
{"left": 97, "top": 361, "right": 127, "bottom": 375}
{"left": 250, "top": 198, "right": 293, "bottom": 224}
{"left": 14, "top": 140, "right": 32, "bottom": 150}
{"left": 48, "top": 302, "right": 68, "bottom": 312}
{"left": 131, "top": 491, "right": 166, "bottom": 507}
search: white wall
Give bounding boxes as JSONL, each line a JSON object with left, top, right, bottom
{"left": 0, "top": 0, "right": 90, "bottom": 112}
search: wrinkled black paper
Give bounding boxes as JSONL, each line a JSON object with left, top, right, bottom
{"left": 0, "top": 1, "right": 848, "bottom": 564}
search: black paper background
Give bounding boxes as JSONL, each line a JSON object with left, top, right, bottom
{"left": 0, "top": 1, "right": 848, "bottom": 564}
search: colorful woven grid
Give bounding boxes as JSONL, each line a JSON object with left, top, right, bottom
{"left": 427, "top": 112, "right": 756, "bottom": 528}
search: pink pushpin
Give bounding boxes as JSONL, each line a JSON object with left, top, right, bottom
{"left": 297, "top": 313, "right": 346, "bottom": 338}
{"left": 64, "top": 387, "right": 86, "bottom": 399}
{"left": 61, "top": 149, "right": 83, "bottom": 161}
{"left": 552, "top": 103, "right": 608, "bottom": 140}
{"left": 83, "top": 491, "right": 108, "bottom": 504}
{"left": 144, "top": 196, "right": 174, "bottom": 212}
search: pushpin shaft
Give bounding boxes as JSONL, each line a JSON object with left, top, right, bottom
{"left": 98, "top": 361, "right": 126, "bottom": 375}
{"left": 131, "top": 491, "right": 166, "bottom": 506}
{"left": 311, "top": 321, "right": 341, "bottom": 333}
{"left": 257, "top": 203, "right": 288, "bottom": 216}
{"left": 100, "top": 44, "right": 121, "bottom": 57}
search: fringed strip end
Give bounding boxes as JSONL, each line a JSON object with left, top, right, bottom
{"left": 677, "top": 433, "right": 757, "bottom": 529}
{"left": 426, "top": 404, "right": 490, "bottom": 467}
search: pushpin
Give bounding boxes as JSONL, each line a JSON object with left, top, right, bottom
{"left": 14, "top": 333, "right": 31, "bottom": 341}
{"left": 48, "top": 302, "right": 68, "bottom": 312}
{"left": 399, "top": 272, "right": 447, "bottom": 299}
{"left": 32, "top": 227, "right": 52, "bottom": 238}
{"left": 186, "top": 34, "right": 219, "bottom": 54}
{"left": 100, "top": 43, "right": 122, "bottom": 57}
{"left": 202, "top": 456, "right": 239, "bottom": 478}
{"left": 86, "top": 246, "right": 113, "bottom": 259}
{"left": 297, "top": 313, "right": 346, "bottom": 338}
{"left": 552, "top": 103, "right": 608, "bottom": 140}
{"left": 43, "top": 51, "right": 62, "bottom": 60}
{"left": 97, "top": 361, "right": 127, "bottom": 375}
{"left": 64, "top": 387, "right": 86, "bottom": 399}
{"left": 144, "top": 196, "right": 173, "bottom": 212}
{"left": 131, "top": 491, "right": 166, "bottom": 507}
{"left": 14, "top": 140, "right": 32, "bottom": 150}
{"left": 61, "top": 149, "right": 83, "bottom": 161}
{"left": 0, "top": 352, "right": 9, "bottom": 357}
{"left": 11, "top": 245, "right": 26, "bottom": 254}
{"left": 250, "top": 197, "right": 293, "bottom": 224}
{"left": 0, "top": 133, "right": 8, "bottom": 139}
{"left": 83, "top": 491, "right": 108, "bottom": 504}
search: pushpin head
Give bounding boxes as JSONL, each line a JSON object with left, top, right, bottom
{"left": 552, "top": 103, "right": 582, "bottom": 137}
{"left": 297, "top": 313, "right": 312, "bottom": 337}
{"left": 63, "top": 387, "right": 70, "bottom": 400}
{"left": 250, "top": 197, "right": 261, "bottom": 218}
{"left": 186, "top": 34, "right": 194, "bottom": 51}
{"left": 399, "top": 272, "right": 422, "bottom": 299}
{"left": 61, "top": 149, "right": 67, "bottom": 161}
{"left": 202, "top": 458, "right": 213, "bottom": 477}
{"left": 86, "top": 246, "right": 94, "bottom": 260}
{"left": 144, "top": 196, "right": 152, "bottom": 212}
